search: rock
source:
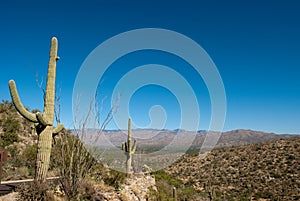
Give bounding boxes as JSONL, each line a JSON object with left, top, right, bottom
{"left": 95, "top": 174, "right": 156, "bottom": 201}
{"left": 0, "top": 192, "right": 18, "bottom": 201}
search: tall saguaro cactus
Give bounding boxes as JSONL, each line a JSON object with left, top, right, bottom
{"left": 122, "top": 118, "right": 136, "bottom": 176}
{"left": 8, "top": 37, "right": 64, "bottom": 182}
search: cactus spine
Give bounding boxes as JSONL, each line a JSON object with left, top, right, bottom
{"left": 122, "top": 118, "right": 136, "bottom": 176}
{"left": 8, "top": 37, "right": 64, "bottom": 182}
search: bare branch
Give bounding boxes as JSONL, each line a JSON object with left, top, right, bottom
{"left": 55, "top": 84, "right": 62, "bottom": 124}
{"left": 54, "top": 85, "right": 120, "bottom": 200}
{"left": 35, "top": 72, "right": 46, "bottom": 100}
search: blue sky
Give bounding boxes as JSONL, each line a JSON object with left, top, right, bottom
{"left": 0, "top": 0, "right": 299, "bottom": 134}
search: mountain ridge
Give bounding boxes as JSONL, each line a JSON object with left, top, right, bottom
{"left": 81, "top": 128, "right": 299, "bottom": 151}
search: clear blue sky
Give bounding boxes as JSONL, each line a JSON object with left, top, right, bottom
{"left": 0, "top": 0, "right": 299, "bottom": 134}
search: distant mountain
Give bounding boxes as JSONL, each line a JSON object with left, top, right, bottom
{"left": 190, "top": 129, "right": 298, "bottom": 151}
{"left": 89, "top": 129, "right": 299, "bottom": 152}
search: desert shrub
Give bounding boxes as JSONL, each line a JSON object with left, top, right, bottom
{"left": 254, "top": 191, "right": 276, "bottom": 199}
{"left": 103, "top": 169, "right": 126, "bottom": 189}
{"left": 153, "top": 170, "right": 182, "bottom": 187}
{"left": 78, "top": 179, "right": 97, "bottom": 201}
{"left": 148, "top": 179, "right": 173, "bottom": 201}
{"left": 17, "top": 182, "right": 55, "bottom": 201}
{"left": 0, "top": 100, "right": 14, "bottom": 111}
{"left": 287, "top": 154, "right": 295, "bottom": 160}
{"left": 88, "top": 163, "right": 107, "bottom": 181}
{"left": 0, "top": 132, "right": 19, "bottom": 148}
{"left": 2, "top": 116, "right": 20, "bottom": 133}
{"left": 53, "top": 133, "right": 96, "bottom": 201}
{"left": 0, "top": 118, "right": 19, "bottom": 148}
{"left": 178, "top": 186, "right": 200, "bottom": 200}
{"left": 0, "top": 116, "right": 20, "bottom": 148}
{"left": 7, "top": 145, "right": 22, "bottom": 167}
{"left": 22, "top": 144, "right": 37, "bottom": 175}
{"left": 53, "top": 94, "right": 114, "bottom": 200}
{"left": 150, "top": 170, "right": 199, "bottom": 200}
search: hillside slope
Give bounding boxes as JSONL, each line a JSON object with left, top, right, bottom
{"left": 166, "top": 137, "right": 300, "bottom": 200}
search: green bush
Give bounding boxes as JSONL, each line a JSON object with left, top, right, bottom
{"left": 254, "top": 191, "right": 276, "bottom": 199}
{"left": 22, "top": 144, "right": 37, "bottom": 175}
{"left": 7, "top": 145, "right": 22, "bottom": 167}
{"left": 0, "top": 117, "right": 20, "bottom": 148}
{"left": 2, "top": 116, "right": 20, "bottom": 133}
{"left": 1, "top": 131, "right": 19, "bottom": 148}
{"left": 103, "top": 169, "right": 126, "bottom": 189}
{"left": 0, "top": 100, "right": 14, "bottom": 112}
{"left": 150, "top": 170, "right": 200, "bottom": 200}
{"left": 153, "top": 170, "right": 182, "bottom": 187}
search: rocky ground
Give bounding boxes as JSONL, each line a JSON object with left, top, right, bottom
{"left": 0, "top": 193, "right": 18, "bottom": 201}
{"left": 0, "top": 174, "right": 156, "bottom": 201}
{"left": 94, "top": 174, "right": 156, "bottom": 201}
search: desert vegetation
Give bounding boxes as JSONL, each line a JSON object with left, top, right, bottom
{"left": 0, "top": 37, "right": 299, "bottom": 201}
{"left": 166, "top": 137, "right": 300, "bottom": 200}
{"left": 1, "top": 96, "right": 299, "bottom": 200}
{"left": 1, "top": 97, "right": 300, "bottom": 200}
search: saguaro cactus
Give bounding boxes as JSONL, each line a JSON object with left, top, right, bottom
{"left": 8, "top": 37, "right": 64, "bottom": 182}
{"left": 122, "top": 118, "right": 136, "bottom": 176}
{"left": 172, "top": 186, "right": 177, "bottom": 201}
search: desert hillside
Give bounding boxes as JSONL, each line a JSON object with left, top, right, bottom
{"left": 166, "top": 137, "right": 300, "bottom": 200}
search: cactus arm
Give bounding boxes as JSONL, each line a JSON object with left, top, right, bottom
{"left": 43, "top": 37, "right": 58, "bottom": 123}
{"left": 30, "top": 123, "right": 36, "bottom": 135}
{"left": 52, "top": 124, "right": 64, "bottom": 135}
{"left": 131, "top": 139, "right": 136, "bottom": 153}
{"left": 128, "top": 118, "right": 132, "bottom": 136}
{"left": 8, "top": 80, "right": 38, "bottom": 123}
{"left": 36, "top": 112, "right": 51, "bottom": 126}
{"left": 127, "top": 118, "right": 132, "bottom": 151}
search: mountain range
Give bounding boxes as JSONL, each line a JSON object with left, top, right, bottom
{"left": 88, "top": 129, "right": 299, "bottom": 152}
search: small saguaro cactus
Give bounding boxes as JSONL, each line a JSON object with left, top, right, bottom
{"left": 173, "top": 186, "right": 177, "bottom": 201}
{"left": 8, "top": 37, "right": 64, "bottom": 182}
{"left": 122, "top": 118, "right": 136, "bottom": 176}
